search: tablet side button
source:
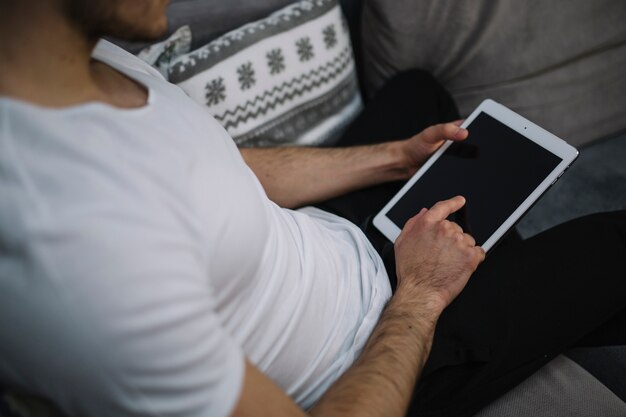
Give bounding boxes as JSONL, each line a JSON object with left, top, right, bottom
{"left": 551, "top": 170, "right": 566, "bottom": 185}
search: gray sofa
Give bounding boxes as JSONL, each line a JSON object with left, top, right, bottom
{"left": 2, "top": 0, "right": 625, "bottom": 416}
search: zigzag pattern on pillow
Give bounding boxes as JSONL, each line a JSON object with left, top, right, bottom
{"left": 215, "top": 46, "right": 353, "bottom": 130}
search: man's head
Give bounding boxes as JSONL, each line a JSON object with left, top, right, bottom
{"left": 62, "top": 0, "right": 170, "bottom": 41}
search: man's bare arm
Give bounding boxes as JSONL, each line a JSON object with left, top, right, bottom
{"left": 232, "top": 197, "right": 485, "bottom": 417}
{"left": 240, "top": 122, "right": 468, "bottom": 208}
{"left": 241, "top": 142, "right": 408, "bottom": 208}
{"left": 233, "top": 289, "right": 438, "bottom": 417}
{"left": 309, "top": 286, "right": 440, "bottom": 417}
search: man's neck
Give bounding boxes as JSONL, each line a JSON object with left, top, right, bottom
{"left": 0, "top": 3, "right": 147, "bottom": 109}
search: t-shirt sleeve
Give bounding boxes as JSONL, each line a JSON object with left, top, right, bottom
{"left": 4, "top": 197, "right": 245, "bottom": 417}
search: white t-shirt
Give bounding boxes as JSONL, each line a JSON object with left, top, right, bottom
{"left": 0, "top": 41, "right": 391, "bottom": 417}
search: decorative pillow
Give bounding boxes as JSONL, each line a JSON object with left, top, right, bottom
{"left": 137, "top": 25, "right": 192, "bottom": 78}
{"left": 361, "top": 0, "right": 626, "bottom": 147}
{"left": 160, "top": 0, "right": 362, "bottom": 147}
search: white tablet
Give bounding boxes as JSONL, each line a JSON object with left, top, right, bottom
{"left": 373, "top": 99, "right": 579, "bottom": 252}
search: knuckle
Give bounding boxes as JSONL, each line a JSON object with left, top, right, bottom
{"left": 436, "top": 222, "right": 449, "bottom": 236}
{"left": 430, "top": 123, "right": 444, "bottom": 134}
{"left": 423, "top": 213, "right": 437, "bottom": 224}
{"left": 462, "top": 247, "right": 478, "bottom": 264}
{"left": 447, "top": 224, "right": 460, "bottom": 237}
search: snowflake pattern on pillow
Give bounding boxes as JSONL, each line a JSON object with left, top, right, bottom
{"left": 161, "top": 0, "right": 362, "bottom": 147}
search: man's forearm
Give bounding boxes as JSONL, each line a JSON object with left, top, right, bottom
{"left": 240, "top": 142, "right": 410, "bottom": 208}
{"left": 310, "top": 286, "right": 440, "bottom": 417}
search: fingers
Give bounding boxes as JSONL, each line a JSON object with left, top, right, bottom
{"left": 420, "top": 122, "right": 468, "bottom": 144}
{"left": 470, "top": 244, "right": 487, "bottom": 268}
{"left": 427, "top": 199, "right": 483, "bottom": 251}
{"left": 445, "top": 222, "right": 475, "bottom": 246}
{"left": 445, "top": 220, "right": 478, "bottom": 249}
{"left": 460, "top": 233, "right": 485, "bottom": 266}
{"left": 444, "top": 219, "right": 463, "bottom": 234}
{"left": 427, "top": 196, "right": 466, "bottom": 221}
{"left": 477, "top": 246, "right": 486, "bottom": 262}
{"left": 407, "top": 197, "right": 485, "bottom": 260}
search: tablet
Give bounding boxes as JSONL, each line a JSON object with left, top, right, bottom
{"left": 373, "top": 99, "right": 578, "bottom": 252}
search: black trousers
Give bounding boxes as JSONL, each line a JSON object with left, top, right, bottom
{"left": 317, "top": 70, "right": 626, "bottom": 417}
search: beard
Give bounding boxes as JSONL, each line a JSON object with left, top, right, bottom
{"left": 62, "top": 0, "right": 169, "bottom": 42}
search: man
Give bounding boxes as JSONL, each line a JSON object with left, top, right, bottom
{"left": 0, "top": 1, "right": 624, "bottom": 417}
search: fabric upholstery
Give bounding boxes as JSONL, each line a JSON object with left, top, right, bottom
{"left": 360, "top": 0, "right": 626, "bottom": 147}
{"left": 568, "top": 346, "right": 626, "bottom": 402}
{"left": 518, "top": 131, "right": 626, "bottom": 238}
{"left": 474, "top": 355, "right": 626, "bottom": 416}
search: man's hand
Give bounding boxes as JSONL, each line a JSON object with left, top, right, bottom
{"left": 394, "top": 196, "right": 485, "bottom": 313}
{"left": 398, "top": 120, "right": 468, "bottom": 177}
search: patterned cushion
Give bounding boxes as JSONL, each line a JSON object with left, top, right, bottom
{"left": 144, "top": 0, "right": 362, "bottom": 147}
{"left": 137, "top": 25, "right": 193, "bottom": 78}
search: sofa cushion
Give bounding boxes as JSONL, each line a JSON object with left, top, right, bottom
{"left": 360, "top": 0, "right": 626, "bottom": 147}
{"left": 474, "top": 355, "right": 626, "bottom": 416}
{"left": 156, "top": 0, "right": 362, "bottom": 146}
{"left": 517, "top": 131, "right": 626, "bottom": 238}
{"left": 567, "top": 345, "right": 626, "bottom": 402}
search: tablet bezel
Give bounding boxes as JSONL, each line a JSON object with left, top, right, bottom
{"left": 372, "top": 99, "right": 579, "bottom": 252}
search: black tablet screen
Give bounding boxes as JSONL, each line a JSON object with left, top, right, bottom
{"left": 386, "top": 112, "right": 562, "bottom": 245}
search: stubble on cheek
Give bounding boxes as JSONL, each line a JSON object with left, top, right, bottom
{"left": 63, "top": 0, "right": 169, "bottom": 42}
